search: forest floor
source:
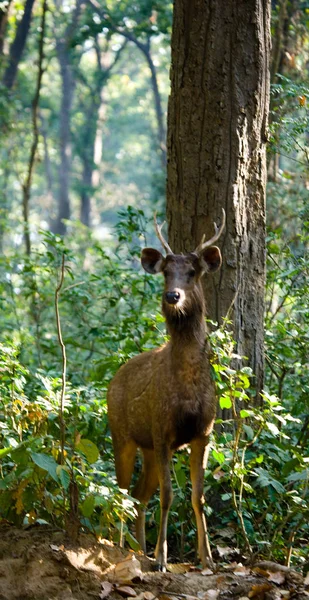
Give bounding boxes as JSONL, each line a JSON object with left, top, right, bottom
{"left": 0, "top": 525, "right": 308, "bottom": 600}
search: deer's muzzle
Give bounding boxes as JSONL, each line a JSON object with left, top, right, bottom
{"left": 165, "top": 291, "right": 181, "bottom": 305}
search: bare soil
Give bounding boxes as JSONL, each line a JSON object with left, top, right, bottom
{"left": 0, "top": 524, "right": 307, "bottom": 600}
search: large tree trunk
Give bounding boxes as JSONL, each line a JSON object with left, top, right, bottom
{"left": 166, "top": 0, "right": 270, "bottom": 401}
{"left": 2, "top": 0, "right": 35, "bottom": 89}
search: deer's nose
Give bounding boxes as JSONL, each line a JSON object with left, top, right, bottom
{"left": 165, "top": 291, "right": 180, "bottom": 305}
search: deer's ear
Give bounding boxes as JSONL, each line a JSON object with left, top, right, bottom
{"left": 141, "top": 248, "right": 164, "bottom": 274}
{"left": 200, "top": 246, "right": 222, "bottom": 273}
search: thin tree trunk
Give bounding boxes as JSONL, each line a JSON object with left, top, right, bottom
{"left": 0, "top": 0, "right": 13, "bottom": 55}
{"left": 0, "top": 153, "right": 10, "bottom": 253}
{"left": 22, "top": 0, "right": 47, "bottom": 256}
{"left": 54, "top": 40, "right": 74, "bottom": 235}
{"left": 142, "top": 39, "right": 167, "bottom": 167}
{"left": 271, "top": 0, "right": 288, "bottom": 82}
{"left": 80, "top": 158, "right": 92, "bottom": 226}
{"left": 92, "top": 90, "right": 106, "bottom": 188}
{"left": 2, "top": 0, "right": 36, "bottom": 89}
{"left": 40, "top": 114, "right": 54, "bottom": 200}
{"left": 78, "top": 38, "right": 127, "bottom": 226}
{"left": 53, "top": 0, "right": 83, "bottom": 234}
{"left": 166, "top": 0, "right": 270, "bottom": 402}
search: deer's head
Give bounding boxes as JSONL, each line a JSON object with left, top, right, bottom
{"left": 141, "top": 210, "right": 225, "bottom": 317}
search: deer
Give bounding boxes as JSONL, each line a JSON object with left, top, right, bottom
{"left": 107, "top": 209, "right": 225, "bottom": 572}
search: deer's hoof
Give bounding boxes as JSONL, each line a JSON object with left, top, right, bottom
{"left": 153, "top": 562, "right": 166, "bottom": 572}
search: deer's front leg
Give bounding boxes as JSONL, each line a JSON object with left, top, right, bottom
{"left": 190, "top": 436, "right": 214, "bottom": 570}
{"left": 154, "top": 445, "right": 173, "bottom": 572}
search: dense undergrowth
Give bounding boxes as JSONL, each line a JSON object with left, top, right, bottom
{"left": 0, "top": 199, "right": 308, "bottom": 570}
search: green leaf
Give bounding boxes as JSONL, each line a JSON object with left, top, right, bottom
{"left": 286, "top": 470, "right": 308, "bottom": 482}
{"left": 243, "top": 424, "right": 254, "bottom": 440}
{"left": 31, "top": 452, "right": 59, "bottom": 483}
{"left": 76, "top": 439, "right": 99, "bottom": 464}
{"left": 125, "top": 531, "right": 140, "bottom": 551}
{"left": 212, "top": 449, "right": 225, "bottom": 465}
{"left": 56, "top": 465, "right": 71, "bottom": 490}
{"left": 240, "top": 409, "right": 253, "bottom": 418}
{"left": 221, "top": 493, "right": 232, "bottom": 501}
{"left": 266, "top": 422, "right": 280, "bottom": 436}
{"left": 219, "top": 396, "right": 232, "bottom": 409}
{"left": 0, "top": 437, "right": 36, "bottom": 459}
{"left": 80, "top": 495, "right": 95, "bottom": 517}
{"left": 0, "top": 446, "right": 15, "bottom": 458}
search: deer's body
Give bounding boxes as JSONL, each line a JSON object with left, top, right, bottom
{"left": 107, "top": 215, "right": 225, "bottom": 571}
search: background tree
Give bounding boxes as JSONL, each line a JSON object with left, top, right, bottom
{"left": 166, "top": 0, "right": 271, "bottom": 401}
{"left": 1, "top": 0, "right": 35, "bottom": 89}
{"left": 53, "top": 0, "right": 84, "bottom": 234}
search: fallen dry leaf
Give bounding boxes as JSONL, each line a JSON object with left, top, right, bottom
{"left": 198, "top": 590, "right": 219, "bottom": 600}
{"left": 184, "top": 571, "right": 198, "bottom": 578}
{"left": 143, "top": 593, "right": 156, "bottom": 600}
{"left": 201, "top": 567, "right": 214, "bottom": 576}
{"left": 100, "top": 581, "right": 114, "bottom": 599}
{"left": 233, "top": 565, "right": 251, "bottom": 577}
{"left": 267, "top": 570, "right": 285, "bottom": 585}
{"left": 117, "top": 585, "right": 137, "bottom": 597}
{"left": 248, "top": 583, "right": 273, "bottom": 598}
{"left": 50, "top": 544, "right": 64, "bottom": 552}
{"left": 305, "top": 572, "right": 309, "bottom": 586}
{"left": 114, "top": 554, "right": 142, "bottom": 583}
{"left": 216, "top": 545, "right": 234, "bottom": 557}
{"left": 252, "top": 566, "right": 270, "bottom": 578}
{"left": 167, "top": 563, "right": 191, "bottom": 574}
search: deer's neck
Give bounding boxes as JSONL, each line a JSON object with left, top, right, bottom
{"left": 163, "top": 287, "right": 208, "bottom": 357}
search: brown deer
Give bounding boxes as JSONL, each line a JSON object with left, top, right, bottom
{"left": 107, "top": 209, "right": 225, "bottom": 571}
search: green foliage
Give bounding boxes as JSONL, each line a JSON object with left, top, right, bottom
{"left": 0, "top": 208, "right": 163, "bottom": 543}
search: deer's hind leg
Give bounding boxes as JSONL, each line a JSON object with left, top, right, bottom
{"left": 132, "top": 448, "right": 159, "bottom": 553}
{"left": 113, "top": 438, "right": 137, "bottom": 490}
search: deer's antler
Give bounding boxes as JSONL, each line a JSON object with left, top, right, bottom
{"left": 154, "top": 213, "right": 174, "bottom": 255}
{"left": 194, "top": 208, "right": 226, "bottom": 255}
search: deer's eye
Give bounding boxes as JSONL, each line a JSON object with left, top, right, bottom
{"left": 188, "top": 269, "right": 195, "bottom": 277}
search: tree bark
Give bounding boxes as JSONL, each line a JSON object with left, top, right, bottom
{"left": 2, "top": 0, "right": 35, "bottom": 89}
{"left": 166, "top": 0, "right": 270, "bottom": 401}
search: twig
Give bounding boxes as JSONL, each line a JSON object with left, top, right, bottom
{"left": 55, "top": 254, "right": 66, "bottom": 465}
{"left": 62, "top": 280, "right": 85, "bottom": 293}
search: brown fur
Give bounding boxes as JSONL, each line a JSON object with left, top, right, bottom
{"left": 107, "top": 246, "right": 222, "bottom": 571}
